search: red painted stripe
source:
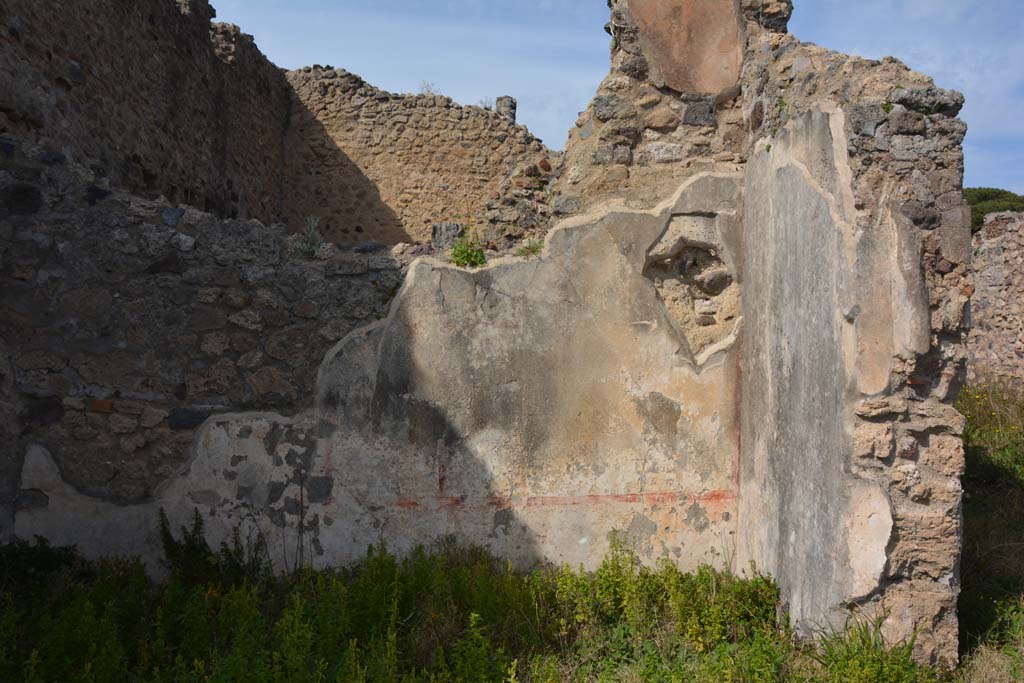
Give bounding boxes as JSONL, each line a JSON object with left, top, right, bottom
{"left": 389, "top": 489, "right": 736, "bottom": 512}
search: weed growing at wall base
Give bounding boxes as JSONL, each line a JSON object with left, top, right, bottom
{"left": 0, "top": 529, "right": 944, "bottom": 682}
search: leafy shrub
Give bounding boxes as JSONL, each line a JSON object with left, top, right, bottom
{"left": 0, "top": 526, "right": 951, "bottom": 682}
{"left": 964, "top": 187, "right": 1024, "bottom": 231}
{"left": 810, "top": 615, "right": 938, "bottom": 683}
{"left": 158, "top": 508, "right": 271, "bottom": 589}
{"left": 451, "top": 231, "right": 486, "bottom": 268}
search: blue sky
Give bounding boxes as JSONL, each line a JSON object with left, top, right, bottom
{"left": 215, "top": 0, "right": 1024, "bottom": 193}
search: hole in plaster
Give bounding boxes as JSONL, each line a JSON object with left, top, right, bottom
{"left": 643, "top": 213, "right": 739, "bottom": 358}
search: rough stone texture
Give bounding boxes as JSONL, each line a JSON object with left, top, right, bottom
{"left": 0, "top": 0, "right": 551, "bottom": 245}
{"left": 0, "top": 136, "right": 405, "bottom": 504}
{"left": 0, "top": 0, "right": 291, "bottom": 222}
{"left": 18, "top": 175, "right": 744, "bottom": 572}
{"left": 552, "top": 1, "right": 754, "bottom": 220}
{"left": 969, "top": 212, "right": 1024, "bottom": 384}
{"left": 0, "top": 335, "right": 17, "bottom": 540}
{"left": 284, "top": 67, "right": 553, "bottom": 245}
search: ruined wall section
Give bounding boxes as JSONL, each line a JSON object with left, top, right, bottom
{"left": 737, "top": 19, "right": 970, "bottom": 667}
{"left": 284, "top": 67, "right": 553, "bottom": 246}
{"left": 0, "top": 137, "right": 405, "bottom": 534}
{"left": 550, "top": 0, "right": 793, "bottom": 218}
{"left": 0, "top": 0, "right": 291, "bottom": 222}
{"left": 969, "top": 212, "right": 1024, "bottom": 384}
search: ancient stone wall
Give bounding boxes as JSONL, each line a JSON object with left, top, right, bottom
{"left": 2, "top": 0, "right": 974, "bottom": 669}
{"left": 284, "top": 67, "right": 554, "bottom": 246}
{"left": 969, "top": 212, "right": 1024, "bottom": 384}
{"left": 0, "top": 0, "right": 291, "bottom": 222}
{"left": 0, "top": 135, "right": 405, "bottom": 537}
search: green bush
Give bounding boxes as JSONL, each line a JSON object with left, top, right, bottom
{"left": 0, "top": 520, "right": 950, "bottom": 682}
{"left": 291, "top": 215, "right": 325, "bottom": 260}
{"left": 451, "top": 232, "right": 486, "bottom": 268}
{"left": 964, "top": 187, "right": 1024, "bottom": 231}
{"left": 810, "top": 616, "right": 938, "bottom": 683}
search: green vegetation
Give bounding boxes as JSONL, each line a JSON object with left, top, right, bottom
{"left": 515, "top": 240, "right": 543, "bottom": 259}
{"left": 964, "top": 188, "right": 1024, "bottom": 231}
{"left": 296, "top": 215, "right": 325, "bottom": 259}
{"left": 0, "top": 525, "right": 944, "bottom": 683}
{"left": 882, "top": 102, "right": 895, "bottom": 114}
{"left": 956, "top": 380, "right": 1024, "bottom": 681}
{"left": 451, "top": 231, "right": 486, "bottom": 269}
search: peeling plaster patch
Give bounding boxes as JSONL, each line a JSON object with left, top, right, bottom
{"left": 189, "top": 489, "right": 222, "bottom": 507}
{"left": 267, "top": 481, "right": 286, "bottom": 505}
{"left": 627, "top": 513, "right": 658, "bottom": 543}
{"left": 637, "top": 392, "right": 682, "bottom": 438}
{"left": 491, "top": 508, "right": 514, "bottom": 537}
{"left": 685, "top": 502, "right": 710, "bottom": 532}
{"left": 306, "top": 476, "right": 334, "bottom": 504}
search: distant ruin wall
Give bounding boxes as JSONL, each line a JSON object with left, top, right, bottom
{"left": 0, "top": 0, "right": 555, "bottom": 242}
{"left": 969, "top": 212, "right": 1024, "bottom": 384}
{"left": 284, "top": 68, "right": 551, "bottom": 245}
{"left": 0, "top": 0, "right": 291, "bottom": 222}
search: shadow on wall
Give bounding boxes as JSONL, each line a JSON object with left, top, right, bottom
{"left": 13, "top": 304, "right": 543, "bottom": 574}
{"left": 13, "top": 173, "right": 747, "bottom": 573}
{"left": 284, "top": 99, "right": 410, "bottom": 246}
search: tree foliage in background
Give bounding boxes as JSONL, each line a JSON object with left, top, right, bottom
{"left": 964, "top": 188, "right": 1024, "bottom": 231}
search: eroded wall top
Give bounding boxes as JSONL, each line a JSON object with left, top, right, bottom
{"left": 285, "top": 67, "right": 554, "bottom": 246}
{"left": 613, "top": 0, "right": 744, "bottom": 96}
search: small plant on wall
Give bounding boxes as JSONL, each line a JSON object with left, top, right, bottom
{"left": 292, "top": 215, "right": 324, "bottom": 260}
{"left": 515, "top": 239, "right": 543, "bottom": 259}
{"left": 451, "top": 231, "right": 486, "bottom": 268}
